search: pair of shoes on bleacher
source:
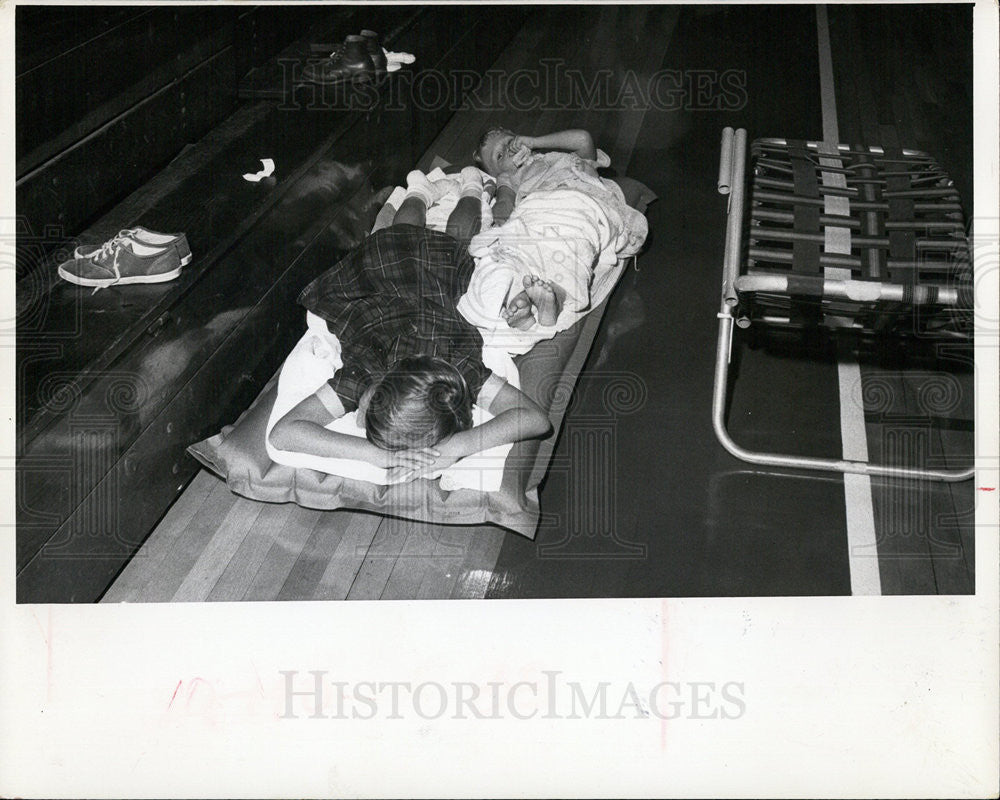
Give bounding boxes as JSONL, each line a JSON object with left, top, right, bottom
{"left": 301, "top": 30, "right": 388, "bottom": 85}
{"left": 58, "top": 228, "right": 191, "bottom": 289}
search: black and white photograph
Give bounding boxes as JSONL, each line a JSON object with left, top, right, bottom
{"left": 11, "top": 2, "right": 985, "bottom": 602}
{"left": 2, "top": 1, "right": 997, "bottom": 796}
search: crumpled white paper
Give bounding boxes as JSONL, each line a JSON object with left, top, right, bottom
{"left": 384, "top": 50, "right": 415, "bottom": 72}
{"left": 243, "top": 158, "right": 275, "bottom": 182}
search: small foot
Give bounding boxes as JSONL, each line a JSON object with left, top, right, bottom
{"left": 501, "top": 290, "right": 536, "bottom": 330}
{"left": 522, "top": 275, "right": 563, "bottom": 326}
{"left": 405, "top": 170, "right": 445, "bottom": 203}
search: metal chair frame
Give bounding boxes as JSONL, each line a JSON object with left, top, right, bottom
{"left": 712, "top": 127, "right": 974, "bottom": 482}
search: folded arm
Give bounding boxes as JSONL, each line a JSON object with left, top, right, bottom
{"left": 459, "top": 378, "right": 551, "bottom": 453}
{"left": 406, "top": 377, "right": 551, "bottom": 480}
{"left": 269, "top": 376, "right": 550, "bottom": 483}
{"left": 515, "top": 129, "right": 596, "bottom": 161}
{"left": 268, "top": 386, "right": 435, "bottom": 473}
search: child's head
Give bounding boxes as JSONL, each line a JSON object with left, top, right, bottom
{"left": 473, "top": 126, "right": 516, "bottom": 177}
{"left": 361, "top": 355, "right": 473, "bottom": 451}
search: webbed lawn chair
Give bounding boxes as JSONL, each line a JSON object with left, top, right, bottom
{"left": 712, "top": 127, "right": 974, "bottom": 481}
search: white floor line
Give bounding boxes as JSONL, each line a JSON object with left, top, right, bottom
{"left": 816, "top": 4, "right": 882, "bottom": 595}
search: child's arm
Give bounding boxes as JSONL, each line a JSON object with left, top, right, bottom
{"left": 514, "top": 129, "right": 596, "bottom": 161}
{"left": 492, "top": 181, "right": 517, "bottom": 225}
{"left": 489, "top": 129, "right": 597, "bottom": 225}
{"left": 268, "top": 389, "right": 436, "bottom": 472}
{"left": 404, "top": 379, "right": 551, "bottom": 479}
{"left": 459, "top": 379, "right": 552, "bottom": 453}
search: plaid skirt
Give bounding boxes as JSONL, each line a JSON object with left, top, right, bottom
{"left": 298, "top": 224, "right": 491, "bottom": 411}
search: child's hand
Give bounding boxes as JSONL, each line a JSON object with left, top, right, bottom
{"left": 402, "top": 436, "right": 467, "bottom": 481}
{"left": 510, "top": 135, "right": 533, "bottom": 167}
{"left": 386, "top": 465, "right": 421, "bottom": 484}
{"left": 381, "top": 447, "right": 438, "bottom": 482}
{"left": 511, "top": 135, "right": 535, "bottom": 151}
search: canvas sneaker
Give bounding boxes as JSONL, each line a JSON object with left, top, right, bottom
{"left": 74, "top": 227, "right": 192, "bottom": 266}
{"left": 58, "top": 235, "right": 182, "bottom": 288}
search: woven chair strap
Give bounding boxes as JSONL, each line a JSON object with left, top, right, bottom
{"left": 788, "top": 140, "right": 822, "bottom": 275}
{"left": 851, "top": 146, "right": 885, "bottom": 280}
{"left": 882, "top": 145, "right": 917, "bottom": 286}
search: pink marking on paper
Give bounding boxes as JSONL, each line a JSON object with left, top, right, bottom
{"left": 250, "top": 661, "right": 265, "bottom": 697}
{"left": 186, "top": 676, "right": 209, "bottom": 703}
{"left": 167, "top": 679, "right": 182, "bottom": 710}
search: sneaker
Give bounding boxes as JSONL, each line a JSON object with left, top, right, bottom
{"left": 58, "top": 236, "right": 182, "bottom": 288}
{"left": 74, "top": 228, "right": 192, "bottom": 266}
{"left": 301, "top": 35, "right": 374, "bottom": 85}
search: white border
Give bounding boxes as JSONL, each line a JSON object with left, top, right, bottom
{"left": 1, "top": 2, "right": 997, "bottom": 797}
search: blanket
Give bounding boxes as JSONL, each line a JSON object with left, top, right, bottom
{"left": 513, "top": 148, "right": 648, "bottom": 252}
{"left": 457, "top": 153, "right": 648, "bottom": 355}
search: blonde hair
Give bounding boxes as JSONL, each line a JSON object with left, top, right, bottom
{"left": 364, "top": 356, "right": 473, "bottom": 450}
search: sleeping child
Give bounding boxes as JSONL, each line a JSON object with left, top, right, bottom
{"left": 268, "top": 167, "right": 552, "bottom": 484}
{"left": 474, "top": 127, "right": 598, "bottom": 223}
{"left": 458, "top": 126, "right": 648, "bottom": 338}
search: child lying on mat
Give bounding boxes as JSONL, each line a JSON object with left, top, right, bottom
{"left": 376, "top": 167, "right": 572, "bottom": 332}
{"left": 474, "top": 127, "right": 601, "bottom": 223}
{"left": 457, "top": 126, "right": 648, "bottom": 339}
{"left": 268, "top": 168, "right": 551, "bottom": 484}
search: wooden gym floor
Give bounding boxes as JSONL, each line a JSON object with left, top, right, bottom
{"left": 102, "top": 4, "right": 975, "bottom": 602}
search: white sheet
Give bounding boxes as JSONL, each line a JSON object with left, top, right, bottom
{"left": 457, "top": 157, "right": 647, "bottom": 356}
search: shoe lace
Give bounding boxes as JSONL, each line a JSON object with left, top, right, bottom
{"left": 94, "top": 233, "right": 130, "bottom": 264}
{"left": 90, "top": 234, "right": 130, "bottom": 293}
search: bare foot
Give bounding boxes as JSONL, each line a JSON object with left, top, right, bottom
{"left": 501, "top": 290, "right": 536, "bottom": 330}
{"left": 522, "top": 275, "right": 563, "bottom": 326}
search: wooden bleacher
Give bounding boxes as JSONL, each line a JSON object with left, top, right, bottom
{"left": 16, "top": 6, "right": 523, "bottom": 602}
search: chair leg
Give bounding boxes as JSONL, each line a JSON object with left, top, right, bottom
{"left": 711, "top": 312, "right": 974, "bottom": 481}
